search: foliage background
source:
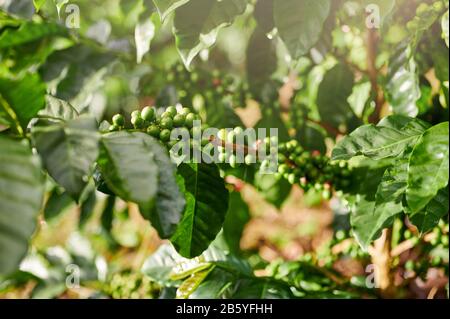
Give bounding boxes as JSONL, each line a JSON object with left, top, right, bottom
{"left": 0, "top": 0, "right": 448, "bottom": 299}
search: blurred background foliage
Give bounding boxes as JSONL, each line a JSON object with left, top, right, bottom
{"left": 0, "top": 0, "right": 448, "bottom": 299}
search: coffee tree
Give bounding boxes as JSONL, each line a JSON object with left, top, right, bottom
{"left": 0, "top": 0, "right": 448, "bottom": 299}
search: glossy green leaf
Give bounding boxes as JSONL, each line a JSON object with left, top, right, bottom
{"left": 0, "top": 21, "right": 67, "bottom": 49}
{"left": 176, "top": 267, "right": 214, "bottom": 299}
{"left": 350, "top": 166, "right": 401, "bottom": 249}
{"left": 246, "top": 26, "right": 277, "bottom": 96}
{"left": 39, "top": 95, "right": 79, "bottom": 121}
{"left": 140, "top": 135, "right": 185, "bottom": 239}
{"left": 31, "top": 117, "right": 100, "bottom": 200}
{"left": 141, "top": 244, "right": 186, "bottom": 287}
{"left": 409, "top": 188, "right": 449, "bottom": 234}
{"left": 97, "top": 132, "right": 158, "bottom": 211}
{"left": 332, "top": 116, "right": 429, "bottom": 160}
{"left": 33, "top": 0, "right": 47, "bottom": 11}
{"left": 317, "top": 63, "right": 357, "bottom": 129}
{"left": 171, "top": 163, "right": 229, "bottom": 258}
{"left": 0, "top": 137, "right": 44, "bottom": 275}
{"left": 135, "top": 13, "right": 159, "bottom": 63}
{"left": 152, "top": 0, "right": 190, "bottom": 21}
{"left": 254, "top": 173, "right": 291, "bottom": 208}
{"left": 43, "top": 189, "right": 74, "bottom": 220}
{"left": 406, "top": 122, "right": 449, "bottom": 213}
{"left": 173, "top": 0, "right": 247, "bottom": 68}
{"left": 273, "top": 0, "right": 331, "bottom": 59}
{"left": 386, "top": 41, "right": 420, "bottom": 116}
{"left": 0, "top": 74, "right": 47, "bottom": 133}
{"left": 222, "top": 192, "right": 250, "bottom": 256}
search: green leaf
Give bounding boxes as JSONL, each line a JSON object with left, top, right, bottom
{"left": 296, "top": 122, "right": 327, "bottom": 154}
{"left": 406, "top": 122, "right": 449, "bottom": 213}
{"left": 222, "top": 191, "right": 250, "bottom": 255}
{"left": 386, "top": 41, "right": 421, "bottom": 117}
{"left": 332, "top": 116, "right": 430, "bottom": 161}
{"left": 442, "top": 11, "right": 449, "bottom": 47}
{"left": 141, "top": 244, "right": 185, "bottom": 287}
{"left": 44, "top": 189, "right": 74, "bottom": 220}
{"left": 0, "top": 137, "right": 44, "bottom": 275}
{"left": 246, "top": 26, "right": 277, "bottom": 96}
{"left": 409, "top": 188, "right": 449, "bottom": 234}
{"left": 350, "top": 166, "right": 402, "bottom": 249}
{"left": 317, "top": 63, "right": 358, "bottom": 129}
{"left": 33, "top": 0, "right": 47, "bottom": 11}
{"left": 0, "top": 73, "right": 46, "bottom": 133}
{"left": 152, "top": 0, "right": 190, "bottom": 21}
{"left": 273, "top": 0, "right": 331, "bottom": 59}
{"left": 31, "top": 117, "right": 100, "bottom": 200}
{"left": 188, "top": 267, "right": 234, "bottom": 298}
{"left": 254, "top": 173, "right": 291, "bottom": 208}
{"left": 171, "top": 163, "right": 229, "bottom": 258}
{"left": 39, "top": 95, "right": 79, "bottom": 121}
{"left": 232, "top": 278, "right": 294, "bottom": 298}
{"left": 173, "top": 0, "right": 247, "bottom": 68}
{"left": 98, "top": 132, "right": 158, "bottom": 212}
{"left": 140, "top": 134, "right": 185, "bottom": 239}
{"left": 176, "top": 267, "right": 214, "bottom": 299}
{"left": 78, "top": 183, "right": 97, "bottom": 228}
{"left": 135, "top": 13, "right": 158, "bottom": 63}
{"left": 0, "top": 21, "right": 67, "bottom": 48}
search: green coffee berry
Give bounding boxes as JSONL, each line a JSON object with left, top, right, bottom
{"left": 245, "top": 154, "right": 256, "bottom": 165}
{"left": 147, "top": 125, "right": 160, "bottom": 138}
{"left": 131, "top": 116, "right": 144, "bottom": 128}
{"left": 112, "top": 114, "right": 125, "bottom": 127}
{"left": 141, "top": 106, "right": 155, "bottom": 122}
{"left": 180, "top": 107, "right": 191, "bottom": 115}
{"left": 159, "top": 129, "right": 171, "bottom": 142}
{"left": 160, "top": 117, "right": 173, "bottom": 130}
{"left": 173, "top": 114, "right": 186, "bottom": 127}
{"left": 131, "top": 110, "right": 141, "bottom": 118}
{"left": 166, "top": 106, "right": 177, "bottom": 117}
{"left": 185, "top": 113, "right": 196, "bottom": 128}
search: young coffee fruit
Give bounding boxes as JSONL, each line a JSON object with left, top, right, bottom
{"left": 141, "top": 106, "right": 155, "bottom": 122}
{"left": 159, "top": 129, "right": 171, "bottom": 142}
{"left": 112, "top": 114, "right": 125, "bottom": 127}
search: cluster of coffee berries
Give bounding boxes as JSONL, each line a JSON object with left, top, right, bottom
{"left": 406, "top": 1, "right": 445, "bottom": 31}
{"left": 276, "top": 140, "right": 352, "bottom": 198}
{"left": 108, "top": 105, "right": 200, "bottom": 144}
{"left": 103, "top": 271, "right": 160, "bottom": 299}
{"left": 166, "top": 63, "right": 251, "bottom": 107}
{"left": 213, "top": 128, "right": 278, "bottom": 169}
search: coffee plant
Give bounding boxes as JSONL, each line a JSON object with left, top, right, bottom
{"left": 0, "top": 0, "right": 448, "bottom": 299}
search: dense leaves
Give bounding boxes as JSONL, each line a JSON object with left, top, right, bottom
{"left": 0, "top": 137, "right": 44, "bottom": 275}
{"left": 171, "top": 163, "right": 229, "bottom": 258}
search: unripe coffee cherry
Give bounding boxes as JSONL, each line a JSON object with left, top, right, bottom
{"left": 131, "top": 116, "right": 144, "bottom": 129}
{"left": 173, "top": 114, "right": 186, "bottom": 127}
{"left": 141, "top": 106, "right": 155, "bottom": 122}
{"left": 245, "top": 154, "right": 256, "bottom": 165}
{"left": 112, "top": 114, "right": 125, "bottom": 127}
{"left": 166, "top": 106, "right": 177, "bottom": 117}
{"left": 159, "top": 129, "right": 171, "bottom": 142}
{"left": 180, "top": 107, "right": 191, "bottom": 115}
{"left": 147, "top": 125, "right": 160, "bottom": 138}
{"left": 131, "top": 110, "right": 140, "bottom": 118}
{"left": 160, "top": 117, "right": 173, "bottom": 130}
{"left": 185, "top": 113, "right": 196, "bottom": 128}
